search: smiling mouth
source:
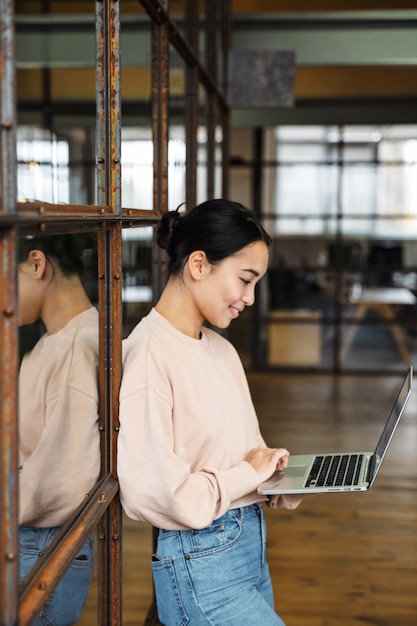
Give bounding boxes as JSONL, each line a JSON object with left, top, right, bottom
{"left": 229, "top": 306, "right": 242, "bottom": 317}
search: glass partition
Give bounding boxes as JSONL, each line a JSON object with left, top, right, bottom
{"left": 244, "top": 124, "right": 417, "bottom": 373}
{"left": 2, "top": 2, "right": 231, "bottom": 625}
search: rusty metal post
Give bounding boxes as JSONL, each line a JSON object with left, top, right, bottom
{"left": 220, "top": 0, "right": 231, "bottom": 199}
{"left": 96, "top": 0, "right": 123, "bottom": 624}
{"left": 0, "top": 228, "right": 18, "bottom": 626}
{"left": 205, "top": 0, "right": 218, "bottom": 200}
{"left": 185, "top": 0, "right": 198, "bottom": 209}
{"left": 151, "top": 14, "right": 169, "bottom": 302}
{"left": 0, "top": 0, "right": 19, "bottom": 624}
{"left": 151, "top": 22, "right": 169, "bottom": 217}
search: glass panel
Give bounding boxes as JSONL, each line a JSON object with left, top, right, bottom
{"left": 265, "top": 221, "right": 341, "bottom": 370}
{"left": 339, "top": 285, "right": 417, "bottom": 370}
{"left": 122, "top": 226, "right": 153, "bottom": 337}
{"left": 276, "top": 125, "right": 330, "bottom": 142}
{"left": 274, "top": 163, "right": 337, "bottom": 233}
{"left": 378, "top": 163, "right": 417, "bottom": 222}
{"left": 277, "top": 141, "right": 330, "bottom": 163}
{"left": 16, "top": 2, "right": 97, "bottom": 208}
{"left": 333, "top": 143, "right": 376, "bottom": 162}
{"left": 168, "top": 124, "right": 186, "bottom": 210}
{"left": 262, "top": 123, "right": 417, "bottom": 371}
{"left": 230, "top": 164, "right": 251, "bottom": 210}
{"left": 121, "top": 127, "right": 153, "bottom": 211}
{"left": 198, "top": 90, "right": 225, "bottom": 202}
{"left": 120, "top": 5, "right": 152, "bottom": 211}
{"left": 169, "top": 47, "right": 189, "bottom": 209}
{"left": 17, "top": 232, "right": 100, "bottom": 610}
{"left": 214, "top": 122, "right": 223, "bottom": 198}
{"left": 197, "top": 89, "right": 208, "bottom": 205}
{"left": 17, "top": 125, "right": 97, "bottom": 205}
{"left": 229, "top": 128, "right": 253, "bottom": 209}
{"left": 17, "top": 127, "right": 70, "bottom": 203}
{"left": 341, "top": 163, "right": 378, "bottom": 231}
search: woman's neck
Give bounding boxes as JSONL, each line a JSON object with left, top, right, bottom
{"left": 42, "top": 278, "right": 92, "bottom": 334}
{"left": 155, "top": 279, "right": 203, "bottom": 339}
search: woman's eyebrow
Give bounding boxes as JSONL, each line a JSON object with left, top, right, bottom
{"left": 241, "top": 268, "right": 260, "bottom": 277}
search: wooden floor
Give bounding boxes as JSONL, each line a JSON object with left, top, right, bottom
{"left": 78, "top": 371, "right": 417, "bottom": 626}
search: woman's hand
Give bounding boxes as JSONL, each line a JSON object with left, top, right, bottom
{"left": 245, "top": 447, "right": 289, "bottom": 483}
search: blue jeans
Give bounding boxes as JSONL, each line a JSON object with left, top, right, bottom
{"left": 19, "top": 526, "right": 94, "bottom": 626}
{"left": 151, "top": 503, "right": 286, "bottom": 626}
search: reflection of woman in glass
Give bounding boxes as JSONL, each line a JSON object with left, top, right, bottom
{"left": 18, "top": 234, "right": 100, "bottom": 626}
{"left": 118, "top": 200, "right": 302, "bottom": 626}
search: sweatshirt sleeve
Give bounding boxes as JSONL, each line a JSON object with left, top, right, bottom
{"left": 117, "top": 384, "right": 262, "bottom": 531}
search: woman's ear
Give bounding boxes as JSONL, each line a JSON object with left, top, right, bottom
{"left": 188, "top": 250, "right": 209, "bottom": 281}
{"left": 27, "top": 249, "right": 47, "bottom": 280}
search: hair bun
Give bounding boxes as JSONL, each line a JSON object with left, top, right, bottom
{"left": 156, "top": 210, "right": 181, "bottom": 253}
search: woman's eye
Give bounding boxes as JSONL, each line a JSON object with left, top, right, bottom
{"left": 241, "top": 278, "right": 251, "bottom": 285}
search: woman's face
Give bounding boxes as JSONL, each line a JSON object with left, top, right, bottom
{"left": 196, "top": 240, "right": 269, "bottom": 330}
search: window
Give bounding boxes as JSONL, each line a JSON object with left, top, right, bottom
{"left": 17, "top": 128, "right": 70, "bottom": 203}
{"left": 273, "top": 125, "right": 417, "bottom": 237}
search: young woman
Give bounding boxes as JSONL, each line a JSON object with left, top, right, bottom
{"left": 18, "top": 234, "right": 100, "bottom": 626}
{"left": 118, "top": 199, "right": 301, "bottom": 625}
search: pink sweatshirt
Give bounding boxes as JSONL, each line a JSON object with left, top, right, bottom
{"left": 118, "top": 308, "right": 268, "bottom": 531}
{"left": 18, "top": 307, "right": 100, "bottom": 527}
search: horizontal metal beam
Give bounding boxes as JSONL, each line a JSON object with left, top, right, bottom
{"left": 231, "top": 96, "right": 417, "bottom": 127}
{"left": 0, "top": 203, "right": 160, "bottom": 236}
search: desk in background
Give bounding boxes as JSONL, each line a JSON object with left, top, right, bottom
{"left": 340, "top": 287, "right": 416, "bottom": 365}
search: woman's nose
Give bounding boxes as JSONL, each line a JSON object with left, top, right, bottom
{"left": 242, "top": 289, "right": 255, "bottom": 307}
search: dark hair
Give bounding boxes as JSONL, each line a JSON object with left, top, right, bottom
{"left": 18, "top": 233, "right": 94, "bottom": 277}
{"left": 156, "top": 199, "right": 271, "bottom": 277}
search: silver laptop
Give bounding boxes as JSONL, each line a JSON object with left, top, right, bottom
{"left": 258, "top": 366, "right": 413, "bottom": 496}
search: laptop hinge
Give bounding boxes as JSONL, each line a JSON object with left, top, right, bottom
{"left": 366, "top": 454, "right": 378, "bottom": 482}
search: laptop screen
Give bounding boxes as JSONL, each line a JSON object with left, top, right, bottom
{"left": 369, "top": 367, "right": 412, "bottom": 486}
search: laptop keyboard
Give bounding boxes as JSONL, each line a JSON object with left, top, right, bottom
{"left": 305, "top": 453, "right": 364, "bottom": 488}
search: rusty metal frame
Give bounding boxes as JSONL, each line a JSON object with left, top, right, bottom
{"left": 151, "top": 22, "right": 168, "bottom": 217}
{"left": 0, "top": 224, "right": 18, "bottom": 626}
{"left": 19, "top": 475, "right": 119, "bottom": 624}
{"left": 139, "top": 0, "right": 231, "bottom": 204}
{"left": 150, "top": 12, "right": 169, "bottom": 301}
{"left": 205, "top": 0, "right": 218, "bottom": 199}
{"left": 220, "top": 0, "right": 231, "bottom": 198}
{"left": 184, "top": 0, "right": 199, "bottom": 208}
{"left": 95, "top": 1, "right": 124, "bottom": 624}
{"left": 0, "top": 0, "right": 127, "bottom": 623}
{"left": 1, "top": 1, "right": 19, "bottom": 624}
{"left": 1, "top": 1, "right": 231, "bottom": 624}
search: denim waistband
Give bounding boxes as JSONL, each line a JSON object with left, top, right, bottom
{"left": 19, "top": 526, "right": 62, "bottom": 554}
{"left": 159, "top": 502, "right": 263, "bottom": 536}
{"left": 215, "top": 502, "right": 262, "bottom": 522}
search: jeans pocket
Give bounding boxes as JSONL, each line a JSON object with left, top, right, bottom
{"left": 189, "top": 513, "right": 243, "bottom": 556}
{"left": 38, "top": 536, "right": 94, "bottom": 626}
{"left": 151, "top": 556, "right": 189, "bottom": 626}
{"left": 73, "top": 534, "right": 94, "bottom": 566}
